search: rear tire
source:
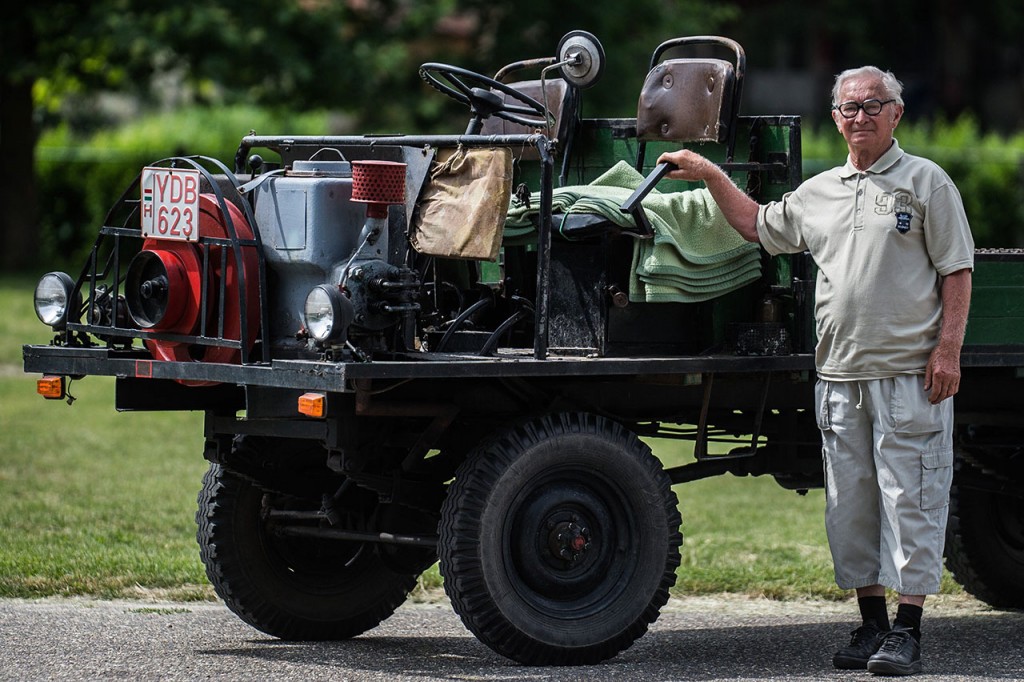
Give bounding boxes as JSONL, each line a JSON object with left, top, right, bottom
{"left": 944, "top": 455, "right": 1024, "bottom": 609}
{"left": 196, "top": 462, "right": 418, "bottom": 640}
{"left": 439, "top": 412, "right": 682, "bottom": 665}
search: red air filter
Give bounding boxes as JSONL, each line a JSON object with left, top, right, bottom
{"left": 351, "top": 160, "right": 406, "bottom": 218}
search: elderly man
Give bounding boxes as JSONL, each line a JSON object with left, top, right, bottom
{"left": 659, "top": 67, "right": 974, "bottom": 676}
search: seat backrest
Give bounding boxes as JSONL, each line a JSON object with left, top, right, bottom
{"left": 479, "top": 78, "right": 576, "bottom": 161}
{"left": 636, "top": 58, "right": 736, "bottom": 145}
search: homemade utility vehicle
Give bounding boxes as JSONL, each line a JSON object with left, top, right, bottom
{"left": 24, "top": 32, "right": 1024, "bottom": 665}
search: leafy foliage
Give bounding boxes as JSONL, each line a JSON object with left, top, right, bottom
{"left": 35, "top": 106, "right": 331, "bottom": 268}
{"left": 6, "top": 1, "right": 1024, "bottom": 271}
{"left": 448, "top": 1, "right": 738, "bottom": 119}
{"left": 802, "top": 117, "right": 1024, "bottom": 247}
{"left": 34, "top": 106, "right": 1024, "bottom": 271}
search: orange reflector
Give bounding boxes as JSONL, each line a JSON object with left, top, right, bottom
{"left": 37, "top": 375, "right": 66, "bottom": 400}
{"left": 298, "top": 392, "right": 326, "bottom": 418}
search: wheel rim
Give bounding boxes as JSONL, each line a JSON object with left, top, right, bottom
{"left": 257, "top": 494, "right": 375, "bottom": 593}
{"left": 508, "top": 470, "right": 634, "bottom": 616}
{"left": 198, "top": 457, "right": 422, "bottom": 640}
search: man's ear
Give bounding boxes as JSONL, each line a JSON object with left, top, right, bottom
{"left": 832, "top": 109, "right": 843, "bottom": 132}
{"left": 891, "top": 104, "right": 905, "bottom": 130}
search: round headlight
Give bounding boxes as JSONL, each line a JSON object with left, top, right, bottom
{"left": 303, "top": 285, "right": 353, "bottom": 343}
{"left": 34, "top": 272, "right": 80, "bottom": 330}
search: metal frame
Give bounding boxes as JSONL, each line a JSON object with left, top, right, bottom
{"left": 65, "top": 156, "right": 270, "bottom": 363}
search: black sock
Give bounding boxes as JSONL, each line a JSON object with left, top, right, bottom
{"left": 858, "top": 595, "right": 890, "bottom": 631}
{"left": 894, "top": 603, "right": 923, "bottom": 642}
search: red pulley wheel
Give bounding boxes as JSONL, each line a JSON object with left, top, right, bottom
{"left": 134, "top": 194, "right": 260, "bottom": 385}
{"left": 125, "top": 245, "right": 203, "bottom": 332}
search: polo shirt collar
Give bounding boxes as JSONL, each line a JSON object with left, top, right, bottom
{"left": 838, "top": 139, "right": 904, "bottom": 178}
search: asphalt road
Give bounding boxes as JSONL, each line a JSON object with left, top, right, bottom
{"left": 1, "top": 594, "right": 1022, "bottom": 681}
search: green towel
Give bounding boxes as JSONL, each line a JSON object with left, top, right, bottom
{"left": 637, "top": 250, "right": 762, "bottom": 286}
{"left": 505, "top": 160, "right": 761, "bottom": 302}
{"left": 505, "top": 162, "right": 641, "bottom": 230}
{"left": 637, "top": 256, "right": 763, "bottom": 303}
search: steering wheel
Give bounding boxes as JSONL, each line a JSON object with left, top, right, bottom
{"left": 419, "top": 63, "right": 549, "bottom": 129}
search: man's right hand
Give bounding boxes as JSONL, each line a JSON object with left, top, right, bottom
{"left": 657, "top": 149, "right": 715, "bottom": 182}
{"left": 655, "top": 149, "right": 762, "bottom": 242}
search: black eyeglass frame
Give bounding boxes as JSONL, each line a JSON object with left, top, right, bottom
{"left": 832, "top": 98, "right": 896, "bottom": 119}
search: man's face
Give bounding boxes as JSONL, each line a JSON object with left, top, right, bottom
{"left": 831, "top": 76, "right": 904, "bottom": 163}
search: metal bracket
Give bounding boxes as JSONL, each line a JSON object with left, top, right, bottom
{"left": 694, "top": 371, "right": 774, "bottom": 461}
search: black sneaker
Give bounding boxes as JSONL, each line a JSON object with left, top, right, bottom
{"left": 833, "top": 621, "right": 887, "bottom": 670}
{"left": 867, "top": 626, "right": 922, "bottom": 676}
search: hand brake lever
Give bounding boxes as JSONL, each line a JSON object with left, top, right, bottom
{"left": 618, "top": 162, "right": 678, "bottom": 238}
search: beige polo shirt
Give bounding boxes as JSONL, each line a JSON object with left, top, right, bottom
{"left": 756, "top": 140, "right": 974, "bottom": 380}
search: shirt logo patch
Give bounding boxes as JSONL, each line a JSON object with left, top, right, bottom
{"left": 895, "top": 212, "right": 912, "bottom": 234}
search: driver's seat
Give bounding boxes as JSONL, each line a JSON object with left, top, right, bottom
{"left": 479, "top": 78, "right": 578, "bottom": 166}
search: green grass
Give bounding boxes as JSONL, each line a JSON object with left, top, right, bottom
{"left": 1, "top": 275, "right": 54, "bottom": 367}
{"left": 0, "top": 374, "right": 211, "bottom": 600}
{"left": 1, "top": 276, "right": 962, "bottom": 602}
{"left": 2, "top": 276, "right": 211, "bottom": 600}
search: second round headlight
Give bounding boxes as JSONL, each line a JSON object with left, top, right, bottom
{"left": 303, "top": 285, "right": 354, "bottom": 343}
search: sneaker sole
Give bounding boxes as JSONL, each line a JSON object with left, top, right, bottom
{"left": 833, "top": 654, "right": 869, "bottom": 670}
{"left": 866, "top": 658, "right": 922, "bottom": 676}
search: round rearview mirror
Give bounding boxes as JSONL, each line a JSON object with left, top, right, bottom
{"left": 557, "top": 31, "right": 605, "bottom": 90}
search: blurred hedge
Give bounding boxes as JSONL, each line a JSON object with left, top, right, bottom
{"left": 33, "top": 108, "right": 1024, "bottom": 271}
{"left": 35, "top": 106, "right": 334, "bottom": 270}
{"left": 802, "top": 116, "right": 1024, "bottom": 248}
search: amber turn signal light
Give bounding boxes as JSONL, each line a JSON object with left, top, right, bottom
{"left": 37, "top": 375, "right": 66, "bottom": 400}
{"left": 297, "top": 392, "right": 326, "bottom": 418}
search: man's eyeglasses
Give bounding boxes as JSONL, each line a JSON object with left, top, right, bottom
{"left": 833, "top": 99, "right": 896, "bottom": 119}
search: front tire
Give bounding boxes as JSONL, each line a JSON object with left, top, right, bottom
{"left": 196, "top": 462, "right": 418, "bottom": 640}
{"left": 439, "top": 413, "right": 682, "bottom": 665}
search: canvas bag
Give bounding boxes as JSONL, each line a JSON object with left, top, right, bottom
{"left": 410, "top": 146, "right": 512, "bottom": 262}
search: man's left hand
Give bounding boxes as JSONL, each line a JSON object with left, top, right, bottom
{"left": 924, "top": 343, "right": 961, "bottom": 404}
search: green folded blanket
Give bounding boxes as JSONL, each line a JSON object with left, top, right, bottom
{"left": 505, "top": 162, "right": 639, "bottom": 232}
{"left": 637, "top": 259, "right": 763, "bottom": 303}
{"left": 505, "top": 160, "right": 761, "bottom": 303}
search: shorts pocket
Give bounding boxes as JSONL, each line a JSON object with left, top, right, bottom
{"left": 893, "top": 375, "right": 945, "bottom": 434}
{"left": 815, "top": 380, "right": 832, "bottom": 431}
{"left": 921, "top": 446, "right": 954, "bottom": 511}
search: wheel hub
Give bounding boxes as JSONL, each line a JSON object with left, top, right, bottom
{"left": 547, "top": 517, "right": 591, "bottom": 564}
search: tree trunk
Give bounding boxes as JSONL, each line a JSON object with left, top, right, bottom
{"left": 0, "top": 77, "right": 39, "bottom": 273}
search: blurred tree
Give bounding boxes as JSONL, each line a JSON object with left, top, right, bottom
{"left": 3, "top": 1, "right": 180, "bottom": 271}
{"left": 443, "top": 1, "right": 738, "bottom": 118}
{"left": 723, "top": 0, "right": 1024, "bottom": 130}
{"left": 4, "top": 0, "right": 1021, "bottom": 270}
{"left": 1, "top": 0, "right": 735, "bottom": 270}
{"left": 0, "top": 0, "right": 455, "bottom": 271}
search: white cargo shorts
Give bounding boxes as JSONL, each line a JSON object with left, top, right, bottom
{"left": 815, "top": 375, "right": 954, "bottom": 595}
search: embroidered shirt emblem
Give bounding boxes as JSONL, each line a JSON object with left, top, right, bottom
{"left": 895, "top": 212, "right": 912, "bottom": 234}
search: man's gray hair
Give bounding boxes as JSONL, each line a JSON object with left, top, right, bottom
{"left": 831, "top": 66, "right": 904, "bottom": 107}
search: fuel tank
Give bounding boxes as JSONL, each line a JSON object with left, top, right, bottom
{"left": 252, "top": 159, "right": 365, "bottom": 351}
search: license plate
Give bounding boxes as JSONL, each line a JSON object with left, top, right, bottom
{"left": 140, "top": 167, "right": 201, "bottom": 242}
